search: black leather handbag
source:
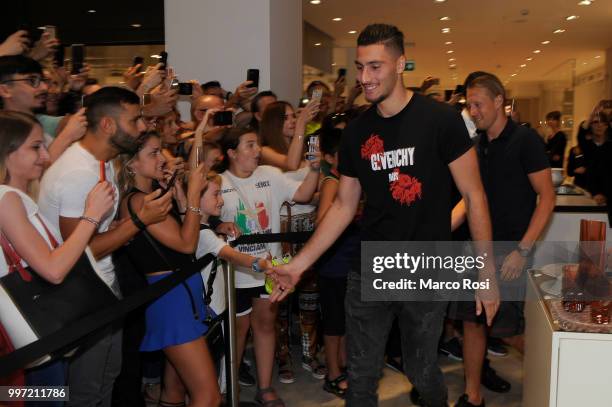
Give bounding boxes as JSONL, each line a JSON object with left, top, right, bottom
{"left": 0, "top": 216, "right": 119, "bottom": 367}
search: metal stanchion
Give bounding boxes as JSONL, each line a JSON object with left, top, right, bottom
{"left": 222, "top": 260, "right": 258, "bottom": 407}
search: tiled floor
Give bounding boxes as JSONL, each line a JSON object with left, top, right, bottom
{"left": 238, "top": 347, "right": 523, "bottom": 406}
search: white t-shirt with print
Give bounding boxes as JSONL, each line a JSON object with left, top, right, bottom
{"left": 280, "top": 166, "right": 316, "bottom": 218}
{"left": 38, "top": 142, "right": 120, "bottom": 293}
{"left": 220, "top": 166, "right": 300, "bottom": 288}
{"left": 196, "top": 227, "right": 228, "bottom": 315}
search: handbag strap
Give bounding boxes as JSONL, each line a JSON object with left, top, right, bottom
{"left": 0, "top": 214, "right": 57, "bottom": 283}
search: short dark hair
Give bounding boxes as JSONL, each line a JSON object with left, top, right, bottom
{"left": 546, "top": 111, "right": 561, "bottom": 121}
{"left": 202, "top": 81, "right": 222, "bottom": 91}
{"left": 319, "top": 127, "right": 343, "bottom": 156}
{"left": 250, "top": 90, "right": 277, "bottom": 114}
{"left": 466, "top": 72, "right": 506, "bottom": 101}
{"left": 83, "top": 86, "right": 140, "bottom": 131}
{"left": 0, "top": 55, "right": 43, "bottom": 83}
{"left": 357, "top": 24, "right": 404, "bottom": 55}
{"left": 463, "top": 71, "right": 489, "bottom": 90}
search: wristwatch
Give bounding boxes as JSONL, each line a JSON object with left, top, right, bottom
{"left": 252, "top": 258, "right": 263, "bottom": 273}
{"left": 516, "top": 244, "right": 532, "bottom": 258}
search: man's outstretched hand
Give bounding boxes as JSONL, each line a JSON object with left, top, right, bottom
{"left": 265, "top": 262, "right": 303, "bottom": 302}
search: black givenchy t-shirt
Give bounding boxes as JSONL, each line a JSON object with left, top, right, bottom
{"left": 338, "top": 92, "right": 473, "bottom": 242}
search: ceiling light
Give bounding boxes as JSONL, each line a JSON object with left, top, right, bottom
{"left": 553, "top": 29, "right": 566, "bottom": 34}
{"left": 533, "top": 49, "right": 541, "bottom": 53}
{"left": 445, "top": 41, "right": 453, "bottom": 45}
{"left": 566, "top": 15, "right": 579, "bottom": 20}
{"left": 578, "top": 0, "right": 592, "bottom": 5}
{"left": 440, "top": 16, "right": 451, "bottom": 21}
{"left": 520, "top": 64, "right": 527, "bottom": 67}
{"left": 595, "top": 55, "right": 601, "bottom": 59}
{"left": 434, "top": 0, "right": 446, "bottom": 3}
{"left": 448, "top": 58, "right": 456, "bottom": 62}
{"left": 511, "top": 73, "right": 517, "bottom": 77}
{"left": 314, "top": 42, "right": 322, "bottom": 46}
{"left": 446, "top": 50, "right": 454, "bottom": 54}
{"left": 441, "top": 28, "right": 451, "bottom": 33}
{"left": 151, "top": 54, "right": 161, "bottom": 58}
{"left": 131, "top": 23, "right": 142, "bottom": 28}
{"left": 449, "top": 64, "right": 457, "bottom": 68}
{"left": 583, "top": 62, "right": 588, "bottom": 65}
{"left": 309, "top": 0, "right": 321, "bottom": 4}
{"left": 331, "top": 63, "right": 336, "bottom": 66}
{"left": 37, "top": 26, "right": 46, "bottom": 30}
{"left": 332, "top": 17, "right": 342, "bottom": 21}
{"left": 526, "top": 57, "right": 533, "bottom": 61}
{"left": 88, "top": 9, "right": 96, "bottom": 13}
{"left": 348, "top": 30, "right": 357, "bottom": 34}
{"left": 541, "top": 40, "right": 551, "bottom": 45}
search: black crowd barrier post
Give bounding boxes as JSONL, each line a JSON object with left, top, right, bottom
{"left": 221, "top": 260, "right": 240, "bottom": 407}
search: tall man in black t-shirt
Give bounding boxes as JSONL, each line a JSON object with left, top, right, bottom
{"left": 266, "top": 24, "right": 499, "bottom": 407}
{"left": 450, "top": 73, "right": 555, "bottom": 407}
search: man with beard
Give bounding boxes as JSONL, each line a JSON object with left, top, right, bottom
{"left": 266, "top": 24, "right": 499, "bottom": 407}
{"left": 0, "top": 55, "right": 87, "bottom": 162}
{"left": 38, "top": 86, "right": 173, "bottom": 406}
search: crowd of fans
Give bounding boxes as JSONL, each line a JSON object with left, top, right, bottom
{"left": 0, "top": 23, "right": 611, "bottom": 407}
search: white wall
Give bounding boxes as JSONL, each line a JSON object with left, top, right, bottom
{"left": 270, "top": 0, "right": 302, "bottom": 105}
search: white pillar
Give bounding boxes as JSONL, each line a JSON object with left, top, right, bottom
{"left": 164, "top": 0, "right": 302, "bottom": 117}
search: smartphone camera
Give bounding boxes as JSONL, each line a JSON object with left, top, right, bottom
{"left": 246, "top": 69, "right": 259, "bottom": 88}
{"left": 213, "top": 111, "right": 233, "bottom": 126}
{"left": 178, "top": 82, "right": 193, "bottom": 95}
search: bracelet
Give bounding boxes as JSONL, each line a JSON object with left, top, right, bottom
{"left": 79, "top": 216, "right": 100, "bottom": 228}
{"left": 187, "top": 206, "right": 202, "bottom": 215}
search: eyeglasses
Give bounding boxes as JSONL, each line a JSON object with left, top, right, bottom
{"left": 1, "top": 76, "right": 49, "bottom": 88}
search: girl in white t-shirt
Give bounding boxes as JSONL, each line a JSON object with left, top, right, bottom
{"left": 217, "top": 127, "right": 320, "bottom": 406}
{"left": 0, "top": 111, "right": 114, "bottom": 389}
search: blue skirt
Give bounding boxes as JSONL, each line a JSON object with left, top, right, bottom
{"left": 140, "top": 272, "right": 209, "bottom": 352}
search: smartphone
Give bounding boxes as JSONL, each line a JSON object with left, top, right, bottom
{"left": 170, "top": 77, "right": 180, "bottom": 91}
{"left": 246, "top": 69, "right": 259, "bottom": 88}
{"left": 306, "top": 135, "right": 319, "bottom": 161}
{"left": 159, "top": 51, "right": 168, "bottom": 70}
{"left": 71, "top": 44, "right": 85, "bottom": 75}
{"left": 178, "top": 82, "right": 193, "bottom": 95}
{"left": 133, "top": 56, "right": 144, "bottom": 67}
{"left": 160, "top": 171, "right": 179, "bottom": 196}
{"left": 53, "top": 44, "right": 65, "bottom": 67}
{"left": 338, "top": 68, "right": 347, "bottom": 79}
{"left": 444, "top": 89, "right": 453, "bottom": 101}
{"left": 311, "top": 87, "right": 323, "bottom": 103}
{"left": 454, "top": 84, "right": 465, "bottom": 95}
{"left": 44, "top": 25, "right": 56, "bottom": 40}
{"left": 142, "top": 93, "right": 152, "bottom": 106}
{"left": 213, "top": 111, "right": 233, "bottom": 126}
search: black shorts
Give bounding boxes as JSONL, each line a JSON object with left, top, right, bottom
{"left": 236, "top": 285, "right": 269, "bottom": 316}
{"left": 448, "top": 300, "right": 525, "bottom": 338}
{"left": 319, "top": 275, "right": 347, "bottom": 336}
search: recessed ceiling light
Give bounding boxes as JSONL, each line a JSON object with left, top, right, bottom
{"left": 595, "top": 55, "right": 601, "bottom": 59}
{"left": 511, "top": 73, "right": 517, "bottom": 77}
{"left": 348, "top": 30, "right": 357, "bottom": 34}
{"left": 88, "top": 9, "right": 96, "bottom": 13}
{"left": 520, "top": 64, "right": 527, "bottom": 67}
{"left": 131, "top": 23, "right": 142, "bottom": 28}
{"left": 448, "top": 58, "right": 456, "bottom": 62}
{"left": 578, "top": 0, "right": 592, "bottom": 5}
{"left": 434, "top": 0, "right": 446, "bottom": 3}
{"left": 331, "top": 63, "right": 336, "bottom": 66}
{"left": 314, "top": 43, "right": 322, "bottom": 46}
{"left": 449, "top": 64, "right": 457, "bottom": 68}
{"left": 37, "top": 26, "right": 46, "bottom": 30}
{"left": 151, "top": 54, "right": 161, "bottom": 58}
{"left": 441, "top": 28, "right": 451, "bottom": 33}
{"left": 553, "top": 29, "right": 566, "bottom": 34}
{"left": 440, "top": 16, "right": 451, "bottom": 21}
{"left": 533, "top": 49, "right": 541, "bottom": 54}
{"left": 526, "top": 57, "right": 533, "bottom": 61}
{"left": 583, "top": 62, "right": 588, "bottom": 65}
{"left": 446, "top": 50, "right": 454, "bottom": 54}
{"left": 332, "top": 17, "right": 342, "bottom": 21}
{"left": 541, "top": 40, "right": 551, "bottom": 45}
{"left": 566, "top": 15, "right": 579, "bottom": 20}
{"left": 310, "top": 0, "right": 321, "bottom": 4}
{"left": 445, "top": 41, "right": 453, "bottom": 45}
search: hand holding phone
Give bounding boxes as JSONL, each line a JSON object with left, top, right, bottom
{"left": 311, "top": 87, "right": 323, "bottom": 103}
{"left": 213, "top": 111, "right": 233, "bottom": 126}
{"left": 71, "top": 44, "right": 85, "bottom": 75}
{"left": 159, "top": 51, "right": 168, "bottom": 70}
{"left": 159, "top": 171, "right": 179, "bottom": 196}
{"left": 246, "top": 69, "right": 259, "bottom": 88}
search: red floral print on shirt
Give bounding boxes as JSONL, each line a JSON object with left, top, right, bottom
{"left": 360, "top": 134, "right": 384, "bottom": 160}
{"left": 389, "top": 168, "right": 422, "bottom": 205}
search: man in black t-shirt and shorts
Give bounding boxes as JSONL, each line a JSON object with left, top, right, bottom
{"left": 266, "top": 24, "right": 499, "bottom": 407}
